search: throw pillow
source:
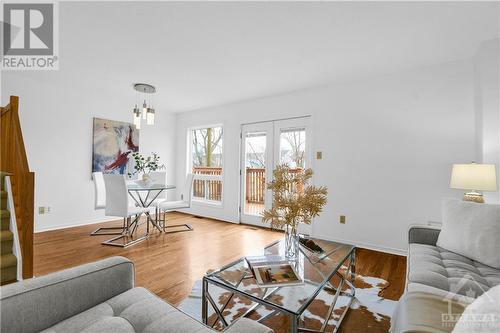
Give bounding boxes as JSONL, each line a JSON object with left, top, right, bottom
{"left": 452, "top": 285, "right": 500, "bottom": 333}
{"left": 437, "top": 198, "right": 500, "bottom": 269}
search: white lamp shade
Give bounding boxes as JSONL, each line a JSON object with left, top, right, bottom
{"left": 146, "top": 108, "right": 155, "bottom": 125}
{"left": 133, "top": 111, "right": 141, "bottom": 129}
{"left": 450, "top": 164, "right": 497, "bottom": 191}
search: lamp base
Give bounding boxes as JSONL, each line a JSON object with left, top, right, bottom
{"left": 463, "top": 192, "right": 484, "bottom": 203}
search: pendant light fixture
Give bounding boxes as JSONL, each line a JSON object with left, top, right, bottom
{"left": 132, "top": 83, "right": 156, "bottom": 129}
{"left": 133, "top": 105, "right": 141, "bottom": 129}
{"left": 142, "top": 100, "right": 148, "bottom": 119}
{"left": 146, "top": 107, "right": 155, "bottom": 125}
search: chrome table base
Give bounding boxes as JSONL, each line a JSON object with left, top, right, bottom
{"left": 100, "top": 187, "right": 192, "bottom": 247}
{"left": 101, "top": 214, "right": 149, "bottom": 248}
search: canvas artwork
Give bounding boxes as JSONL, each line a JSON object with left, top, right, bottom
{"left": 92, "top": 118, "right": 139, "bottom": 174}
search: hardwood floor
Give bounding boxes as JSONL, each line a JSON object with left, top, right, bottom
{"left": 34, "top": 213, "right": 284, "bottom": 304}
{"left": 34, "top": 213, "right": 406, "bottom": 329}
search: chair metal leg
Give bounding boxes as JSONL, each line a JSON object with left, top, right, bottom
{"left": 161, "top": 209, "right": 193, "bottom": 233}
{"left": 90, "top": 218, "right": 126, "bottom": 236}
{"left": 102, "top": 215, "right": 148, "bottom": 247}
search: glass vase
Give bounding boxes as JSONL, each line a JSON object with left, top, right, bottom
{"left": 142, "top": 173, "right": 152, "bottom": 186}
{"left": 284, "top": 224, "right": 299, "bottom": 260}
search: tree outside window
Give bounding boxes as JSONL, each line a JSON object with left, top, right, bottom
{"left": 191, "top": 126, "right": 223, "bottom": 202}
{"left": 192, "top": 127, "right": 223, "bottom": 168}
{"left": 280, "top": 128, "right": 306, "bottom": 169}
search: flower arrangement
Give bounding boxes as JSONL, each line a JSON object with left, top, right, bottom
{"left": 262, "top": 164, "right": 327, "bottom": 258}
{"left": 127, "top": 152, "right": 165, "bottom": 181}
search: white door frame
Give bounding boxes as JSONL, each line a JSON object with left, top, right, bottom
{"left": 273, "top": 117, "right": 312, "bottom": 235}
{"left": 239, "top": 116, "right": 312, "bottom": 233}
{"left": 240, "top": 122, "right": 274, "bottom": 226}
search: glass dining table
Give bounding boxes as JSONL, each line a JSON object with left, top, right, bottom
{"left": 101, "top": 181, "right": 177, "bottom": 248}
{"left": 127, "top": 181, "right": 176, "bottom": 233}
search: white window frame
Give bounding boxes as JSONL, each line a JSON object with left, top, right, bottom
{"left": 187, "top": 124, "right": 225, "bottom": 206}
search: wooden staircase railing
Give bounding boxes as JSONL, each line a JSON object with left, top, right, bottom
{"left": 0, "top": 96, "right": 34, "bottom": 279}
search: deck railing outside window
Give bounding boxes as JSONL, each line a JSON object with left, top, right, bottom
{"left": 245, "top": 168, "right": 265, "bottom": 203}
{"left": 192, "top": 166, "right": 303, "bottom": 204}
{"left": 192, "top": 167, "right": 223, "bottom": 202}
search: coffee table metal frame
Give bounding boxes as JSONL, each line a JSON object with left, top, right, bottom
{"left": 202, "top": 239, "right": 356, "bottom": 333}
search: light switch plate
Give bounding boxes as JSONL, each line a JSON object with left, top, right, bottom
{"left": 316, "top": 151, "right": 323, "bottom": 160}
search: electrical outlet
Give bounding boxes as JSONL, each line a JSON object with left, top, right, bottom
{"left": 316, "top": 151, "right": 323, "bottom": 160}
{"left": 340, "top": 215, "right": 346, "bottom": 224}
{"left": 38, "top": 206, "right": 51, "bottom": 214}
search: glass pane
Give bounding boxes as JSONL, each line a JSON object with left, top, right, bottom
{"left": 192, "top": 127, "right": 223, "bottom": 168}
{"left": 279, "top": 127, "right": 306, "bottom": 168}
{"left": 191, "top": 126, "right": 223, "bottom": 202}
{"left": 244, "top": 131, "right": 266, "bottom": 216}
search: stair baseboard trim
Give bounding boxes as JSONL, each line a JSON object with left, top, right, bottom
{"left": 4, "top": 176, "right": 22, "bottom": 281}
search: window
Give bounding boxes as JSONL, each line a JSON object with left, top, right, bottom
{"left": 279, "top": 128, "right": 306, "bottom": 168}
{"left": 190, "top": 126, "right": 223, "bottom": 203}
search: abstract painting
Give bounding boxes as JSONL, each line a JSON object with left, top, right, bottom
{"left": 92, "top": 117, "right": 139, "bottom": 174}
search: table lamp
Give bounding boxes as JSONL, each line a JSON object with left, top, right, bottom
{"left": 450, "top": 163, "right": 497, "bottom": 203}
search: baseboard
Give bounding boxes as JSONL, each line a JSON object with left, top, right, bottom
{"left": 35, "top": 212, "right": 408, "bottom": 257}
{"left": 175, "top": 212, "right": 407, "bottom": 256}
{"left": 35, "top": 216, "right": 121, "bottom": 233}
{"left": 181, "top": 212, "right": 406, "bottom": 256}
{"left": 35, "top": 208, "right": 159, "bottom": 233}
{"left": 35, "top": 210, "right": 224, "bottom": 233}
{"left": 177, "top": 209, "right": 239, "bottom": 224}
{"left": 312, "top": 233, "right": 408, "bottom": 257}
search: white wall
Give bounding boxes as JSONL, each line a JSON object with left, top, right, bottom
{"left": 175, "top": 61, "right": 475, "bottom": 254}
{"left": 474, "top": 38, "right": 500, "bottom": 204}
{"left": 1, "top": 73, "right": 177, "bottom": 232}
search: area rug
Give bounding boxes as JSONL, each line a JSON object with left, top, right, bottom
{"left": 179, "top": 271, "right": 397, "bottom": 333}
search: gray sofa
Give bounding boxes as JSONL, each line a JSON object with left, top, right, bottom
{"left": 391, "top": 224, "right": 500, "bottom": 332}
{"left": 0, "top": 256, "right": 273, "bottom": 333}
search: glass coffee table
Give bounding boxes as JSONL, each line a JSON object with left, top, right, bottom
{"left": 202, "top": 237, "right": 356, "bottom": 333}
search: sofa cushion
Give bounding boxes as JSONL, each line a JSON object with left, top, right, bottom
{"left": 41, "top": 287, "right": 214, "bottom": 333}
{"left": 80, "top": 317, "right": 135, "bottom": 333}
{"left": 437, "top": 198, "right": 500, "bottom": 269}
{"left": 408, "top": 244, "right": 500, "bottom": 298}
{"left": 390, "top": 291, "right": 467, "bottom": 333}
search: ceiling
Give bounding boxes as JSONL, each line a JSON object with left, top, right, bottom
{"left": 10, "top": 1, "right": 500, "bottom": 112}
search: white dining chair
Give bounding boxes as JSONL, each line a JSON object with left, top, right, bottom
{"left": 148, "top": 171, "right": 168, "bottom": 218}
{"left": 101, "top": 174, "right": 151, "bottom": 247}
{"left": 158, "top": 173, "right": 194, "bottom": 233}
{"left": 90, "top": 172, "right": 126, "bottom": 236}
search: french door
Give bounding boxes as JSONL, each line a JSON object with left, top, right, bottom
{"left": 240, "top": 117, "right": 311, "bottom": 233}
